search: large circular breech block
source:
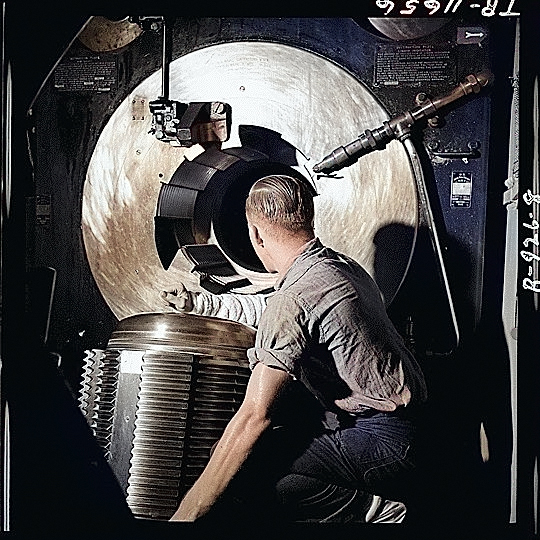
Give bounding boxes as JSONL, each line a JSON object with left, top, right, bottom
{"left": 82, "top": 41, "right": 418, "bottom": 320}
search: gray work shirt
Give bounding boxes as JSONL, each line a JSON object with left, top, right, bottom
{"left": 247, "top": 238, "right": 428, "bottom": 415}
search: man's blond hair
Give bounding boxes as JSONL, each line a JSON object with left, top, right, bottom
{"left": 245, "top": 175, "right": 315, "bottom": 234}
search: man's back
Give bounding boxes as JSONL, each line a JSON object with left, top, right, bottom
{"left": 250, "top": 238, "right": 428, "bottom": 415}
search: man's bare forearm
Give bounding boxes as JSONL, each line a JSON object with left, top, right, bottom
{"left": 169, "top": 363, "right": 290, "bottom": 521}
{"left": 170, "top": 407, "right": 270, "bottom": 521}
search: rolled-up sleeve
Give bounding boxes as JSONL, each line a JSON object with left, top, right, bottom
{"left": 246, "top": 292, "right": 309, "bottom": 378}
{"left": 190, "top": 291, "right": 271, "bottom": 328}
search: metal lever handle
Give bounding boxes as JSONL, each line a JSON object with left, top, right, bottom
{"left": 312, "top": 71, "right": 493, "bottom": 174}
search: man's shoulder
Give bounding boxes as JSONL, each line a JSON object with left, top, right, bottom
{"left": 281, "top": 251, "right": 333, "bottom": 288}
{"left": 280, "top": 254, "right": 353, "bottom": 301}
{"left": 296, "top": 244, "right": 366, "bottom": 280}
{"left": 282, "top": 245, "right": 377, "bottom": 303}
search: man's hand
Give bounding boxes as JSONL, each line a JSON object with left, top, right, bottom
{"left": 169, "top": 490, "right": 211, "bottom": 522}
{"left": 159, "top": 284, "right": 194, "bottom": 312}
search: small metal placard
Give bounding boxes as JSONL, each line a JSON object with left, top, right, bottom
{"left": 374, "top": 44, "right": 456, "bottom": 88}
{"left": 131, "top": 96, "right": 147, "bottom": 121}
{"left": 450, "top": 172, "right": 473, "bottom": 208}
{"left": 54, "top": 56, "right": 117, "bottom": 92}
{"left": 36, "top": 194, "right": 51, "bottom": 226}
{"left": 456, "top": 27, "right": 488, "bottom": 45}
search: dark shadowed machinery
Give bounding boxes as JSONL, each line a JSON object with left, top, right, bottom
{"left": 2, "top": 10, "right": 539, "bottom": 538}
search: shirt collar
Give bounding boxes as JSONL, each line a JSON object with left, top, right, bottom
{"left": 274, "top": 237, "right": 321, "bottom": 290}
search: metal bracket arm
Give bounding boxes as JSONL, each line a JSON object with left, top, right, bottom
{"left": 313, "top": 71, "right": 493, "bottom": 174}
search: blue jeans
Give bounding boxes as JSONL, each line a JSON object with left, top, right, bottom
{"left": 274, "top": 411, "right": 417, "bottom": 522}
{"left": 207, "top": 407, "right": 419, "bottom": 524}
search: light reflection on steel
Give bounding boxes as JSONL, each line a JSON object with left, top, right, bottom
{"left": 79, "top": 312, "right": 255, "bottom": 520}
{"left": 82, "top": 41, "right": 418, "bottom": 319}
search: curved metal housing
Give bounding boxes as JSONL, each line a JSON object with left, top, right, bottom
{"left": 154, "top": 143, "right": 317, "bottom": 293}
{"left": 79, "top": 313, "right": 254, "bottom": 520}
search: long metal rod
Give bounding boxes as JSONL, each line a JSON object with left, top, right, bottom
{"left": 2, "top": 404, "right": 9, "bottom": 532}
{"left": 502, "top": 18, "right": 520, "bottom": 525}
{"left": 402, "top": 137, "right": 460, "bottom": 349}
{"left": 531, "top": 72, "right": 539, "bottom": 539}
{"left": 27, "top": 17, "right": 92, "bottom": 113}
{"left": 1, "top": 1, "right": 9, "bottom": 531}
{"left": 502, "top": 19, "right": 519, "bottom": 523}
{"left": 160, "top": 17, "right": 170, "bottom": 101}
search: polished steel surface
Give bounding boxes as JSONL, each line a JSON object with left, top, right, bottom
{"left": 109, "top": 312, "right": 255, "bottom": 356}
{"left": 79, "top": 313, "right": 255, "bottom": 520}
{"left": 82, "top": 42, "right": 418, "bottom": 319}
